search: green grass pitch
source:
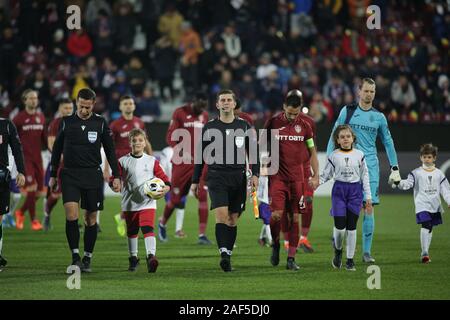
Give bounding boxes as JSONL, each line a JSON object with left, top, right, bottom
{"left": 1, "top": 195, "right": 449, "bottom": 300}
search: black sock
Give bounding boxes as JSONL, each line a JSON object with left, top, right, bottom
{"left": 66, "top": 220, "right": 80, "bottom": 254}
{"left": 226, "top": 225, "right": 237, "bottom": 254}
{"left": 215, "top": 223, "right": 229, "bottom": 257}
{"left": 84, "top": 223, "right": 98, "bottom": 257}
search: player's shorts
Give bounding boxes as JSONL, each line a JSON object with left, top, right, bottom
{"left": 364, "top": 158, "right": 380, "bottom": 205}
{"left": 416, "top": 211, "right": 442, "bottom": 226}
{"left": 269, "top": 178, "right": 304, "bottom": 214}
{"left": 330, "top": 181, "right": 363, "bottom": 217}
{"left": 61, "top": 167, "right": 104, "bottom": 211}
{"left": 258, "top": 202, "right": 271, "bottom": 225}
{"left": 207, "top": 169, "right": 247, "bottom": 214}
{"left": 123, "top": 209, "right": 156, "bottom": 236}
{"left": 170, "top": 164, "right": 207, "bottom": 206}
{"left": 0, "top": 169, "right": 11, "bottom": 215}
{"left": 24, "top": 159, "right": 44, "bottom": 190}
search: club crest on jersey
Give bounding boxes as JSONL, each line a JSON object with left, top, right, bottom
{"left": 226, "top": 129, "right": 231, "bottom": 136}
{"left": 235, "top": 136, "right": 244, "bottom": 148}
{"left": 36, "top": 117, "right": 41, "bottom": 123}
{"left": 294, "top": 125, "right": 301, "bottom": 133}
{"left": 88, "top": 131, "right": 97, "bottom": 143}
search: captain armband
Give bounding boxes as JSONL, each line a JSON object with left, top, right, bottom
{"left": 306, "top": 138, "right": 315, "bottom": 149}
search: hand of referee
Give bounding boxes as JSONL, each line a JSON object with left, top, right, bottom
{"left": 190, "top": 183, "right": 199, "bottom": 199}
{"left": 112, "top": 178, "right": 121, "bottom": 192}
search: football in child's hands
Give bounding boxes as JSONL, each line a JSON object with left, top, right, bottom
{"left": 143, "top": 177, "right": 165, "bottom": 199}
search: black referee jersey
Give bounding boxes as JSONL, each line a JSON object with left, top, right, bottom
{"left": 0, "top": 118, "right": 25, "bottom": 175}
{"left": 192, "top": 117, "right": 259, "bottom": 183}
{"left": 50, "top": 113, "right": 120, "bottom": 178}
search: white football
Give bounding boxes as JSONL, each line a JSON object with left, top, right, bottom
{"left": 143, "top": 177, "right": 165, "bottom": 199}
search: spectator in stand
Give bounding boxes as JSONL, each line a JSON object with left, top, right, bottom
{"left": 114, "top": 2, "right": 137, "bottom": 66}
{"left": 221, "top": 23, "right": 241, "bottom": 59}
{"left": 91, "top": 8, "right": 114, "bottom": 61}
{"left": 309, "top": 91, "right": 333, "bottom": 123}
{"left": 256, "top": 53, "right": 277, "bottom": 81}
{"left": 341, "top": 29, "right": 368, "bottom": 60}
{"left": 136, "top": 87, "right": 161, "bottom": 123}
{"left": 85, "top": 0, "right": 112, "bottom": 33}
{"left": 158, "top": 4, "right": 184, "bottom": 49}
{"left": 391, "top": 74, "right": 417, "bottom": 122}
{"left": 179, "top": 21, "right": 203, "bottom": 96}
{"left": 323, "top": 73, "right": 352, "bottom": 115}
{"left": 434, "top": 74, "right": 450, "bottom": 122}
{"left": 125, "top": 56, "right": 148, "bottom": 96}
{"left": 154, "top": 35, "right": 177, "bottom": 102}
{"left": 66, "top": 28, "right": 93, "bottom": 61}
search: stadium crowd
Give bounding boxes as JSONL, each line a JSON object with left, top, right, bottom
{"left": 0, "top": 0, "right": 449, "bottom": 125}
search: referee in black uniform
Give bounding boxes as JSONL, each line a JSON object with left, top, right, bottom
{"left": 191, "top": 89, "right": 259, "bottom": 272}
{"left": 49, "top": 88, "right": 121, "bottom": 272}
{"left": 0, "top": 117, "right": 26, "bottom": 269}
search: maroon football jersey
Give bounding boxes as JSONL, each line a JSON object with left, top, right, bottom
{"left": 166, "top": 105, "right": 208, "bottom": 162}
{"left": 48, "top": 117, "right": 63, "bottom": 138}
{"left": 237, "top": 111, "right": 254, "bottom": 126}
{"left": 110, "top": 116, "right": 146, "bottom": 159}
{"left": 298, "top": 112, "right": 316, "bottom": 179}
{"left": 13, "top": 110, "right": 45, "bottom": 162}
{"left": 264, "top": 112, "right": 313, "bottom": 182}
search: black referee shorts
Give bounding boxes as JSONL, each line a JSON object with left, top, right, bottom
{"left": 207, "top": 169, "right": 247, "bottom": 214}
{"left": 61, "top": 167, "right": 104, "bottom": 212}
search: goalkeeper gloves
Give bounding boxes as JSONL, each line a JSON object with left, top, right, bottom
{"left": 388, "top": 166, "right": 401, "bottom": 187}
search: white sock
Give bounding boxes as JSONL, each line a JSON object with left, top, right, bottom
{"left": 333, "top": 227, "right": 346, "bottom": 250}
{"left": 145, "top": 236, "right": 156, "bottom": 256}
{"left": 9, "top": 193, "right": 21, "bottom": 214}
{"left": 84, "top": 251, "right": 93, "bottom": 258}
{"left": 420, "top": 228, "right": 429, "bottom": 255}
{"left": 427, "top": 231, "right": 433, "bottom": 254}
{"left": 259, "top": 224, "right": 265, "bottom": 239}
{"left": 128, "top": 237, "right": 138, "bottom": 257}
{"left": 175, "top": 208, "right": 185, "bottom": 232}
{"left": 346, "top": 230, "right": 357, "bottom": 259}
{"left": 265, "top": 224, "right": 272, "bottom": 244}
{"left": 96, "top": 211, "right": 101, "bottom": 225}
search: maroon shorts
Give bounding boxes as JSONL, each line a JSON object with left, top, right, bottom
{"left": 25, "top": 159, "right": 44, "bottom": 191}
{"left": 170, "top": 164, "right": 207, "bottom": 204}
{"left": 269, "top": 179, "right": 304, "bottom": 214}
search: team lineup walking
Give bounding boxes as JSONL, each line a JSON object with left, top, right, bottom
{"left": 1, "top": 82, "right": 449, "bottom": 277}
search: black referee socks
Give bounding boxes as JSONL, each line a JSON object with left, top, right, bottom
{"left": 215, "top": 223, "right": 228, "bottom": 257}
{"left": 66, "top": 220, "right": 80, "bottom": 252}
{"left": 84, "top": 223, "right": 98, "bottom": 256}
{"left": 226, "top": 225, "right": 237, "bottom": 253}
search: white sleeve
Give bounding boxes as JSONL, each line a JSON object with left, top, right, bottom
{"left": 440, "top": 177, "right": 450, "bottom": 207}
{"left": 360, "top": 156, "right": 371, "bottom": 200}
{"left": 319, "top": 156, "right": 335, "bottom": 185}
{"left": 398, "top": 172, "right": 415, "bottom": 190}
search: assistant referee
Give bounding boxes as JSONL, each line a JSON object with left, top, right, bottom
{"left": 191, "top": 89, "right": 259, "bottom": 272}
{"left": 49, "top": 88, "right": 121, "bottom": 273}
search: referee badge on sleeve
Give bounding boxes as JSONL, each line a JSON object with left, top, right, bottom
{"left": 235, "top": 136, "right": 244, "bottom": 148}
{"left": 88, "top": 131, "right": 98, "bottom": 143}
